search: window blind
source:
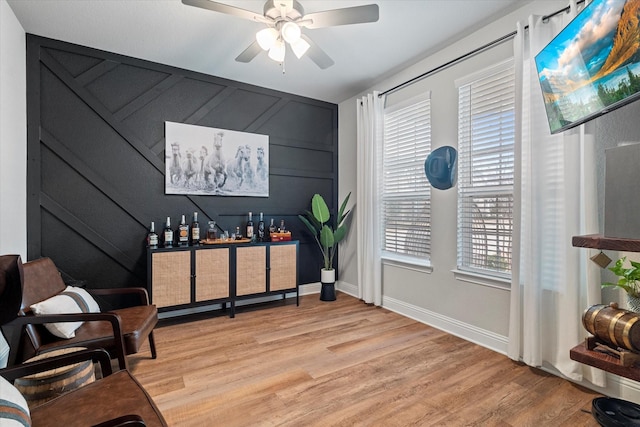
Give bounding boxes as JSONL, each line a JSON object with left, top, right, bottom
{"left": 457, "top": 61, "right": 515, "bottom": 277}
{"left": 382, "top": 94, "right": 431, "bottom": 260}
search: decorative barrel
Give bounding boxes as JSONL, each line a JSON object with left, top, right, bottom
{"left": 14, "top": 347, "right": 95, "bottom": 408}
{"left": 582, "top": 304, "right": 640, "bottom": 353}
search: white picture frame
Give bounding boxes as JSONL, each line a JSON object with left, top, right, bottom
{"left": 165, "top": 121, "right": 269, "bottom": 197}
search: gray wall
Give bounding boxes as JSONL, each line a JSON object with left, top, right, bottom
{"left": 338, "top": 1, "right": 570, "bottom": 343}
{"left": 26, "top": 34, "right": 338, "bottom": 290}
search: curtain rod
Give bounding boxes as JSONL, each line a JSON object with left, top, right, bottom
{"left": 379, "top": 0, "right": 585, "bottom": 97}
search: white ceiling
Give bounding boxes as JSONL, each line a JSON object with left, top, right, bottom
{"left": 7, "top": 0, "right": 526, "bottom": 104}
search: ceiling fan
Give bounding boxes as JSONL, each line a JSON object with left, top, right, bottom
{"left": 181, "top": 0, "right": 379, "bottom": 69}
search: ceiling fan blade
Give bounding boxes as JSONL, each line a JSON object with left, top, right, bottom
{"left": 300, "top": 4, "right": 379, "bottom": 29}
{"left": 301, "top": 34, "right": 334, "bottom": 69}
{"left": 235, "top": 40, "right": 263, "bottom": 63}
{"left": 182, "top": 0, "right": 269, "bottom": 24}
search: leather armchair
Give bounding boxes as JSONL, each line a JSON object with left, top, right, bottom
{"left": 1, "top": 256, "right": 157, "bottom": 370}
{"left": 0, "top": 348, "right": 167, "bottom": 427}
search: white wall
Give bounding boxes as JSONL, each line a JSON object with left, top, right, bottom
{"left": 0, "top": 0, "right": 27, "bottom": 259}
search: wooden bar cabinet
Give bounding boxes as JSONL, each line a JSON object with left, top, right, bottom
{"left": 147, "top": 240, "right": 298, "bottom": 318}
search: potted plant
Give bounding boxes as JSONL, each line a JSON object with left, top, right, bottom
{"left": 298, "top": 192, "right": 352, "bottom": 301}
{"left": 602, "top": 256, "right": 640, "bottom": 312}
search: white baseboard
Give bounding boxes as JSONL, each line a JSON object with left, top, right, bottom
{"left": 298, "top": 280, "right": 359, "bottom": 297}
{"left": 382, "top": 295, "right": 508, "bottom": 355}
{"left": 299, "top": 282, "right": 320, "bottom": 295}
{"left": 603, "top": 375, "right": 640, "bottom": 402}
{"left": 331, "top": 283, "right": 507, "bottom": 355}
{"left": 337, "top": 280, "right": 358, "bottom": 297}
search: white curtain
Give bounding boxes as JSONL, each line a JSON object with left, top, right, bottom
{"left": 356, "top": 92, "right": 385, "bottom": 305}
{"left": 508, "top": 2, "right": 604, "bottom": 386}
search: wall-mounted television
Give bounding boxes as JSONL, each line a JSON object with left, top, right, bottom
{"left": 535, "top": 0, "right": 640, "bottom": 134}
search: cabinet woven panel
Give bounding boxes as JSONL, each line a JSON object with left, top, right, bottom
{"left": 236, "top": 246, "right": 267, "bottom": 295}
{"left": 270, "top": 245, "right": 297, "bottom": 291}
{"left": 151, "top": 251, "right": 191, "bottom": 307}
{"left": 195, "top": 248, "right": 229, "bottom": 301}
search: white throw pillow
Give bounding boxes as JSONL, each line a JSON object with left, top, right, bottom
{"left": 29, "top": 286, "right": 101, "bottom": 339}
{"left": 0, "top": 375, "right": 31, "bottom": 426}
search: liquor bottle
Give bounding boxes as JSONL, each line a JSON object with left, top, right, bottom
{"left": 191, "top": 212, "right": 200, "bottom": 245}
{"left": 147, "top": 221, "right": 158, "bottom": 249}
{"left": 257, "top": 212, "right": 265, "bottom": 242}
{"left": 178, "top": 214, "right": 189, "bottom": 246}
{"left": 246, "top": 212, "right": 254, "bottom": 240}
{"left": 235, "top": 226, "right": 243, "bottom": 240}
{"left": 269, "top": 218, "right": 277, "bottom": 235}
{"left": 207, "top": 220, "right": 217, "bottom": 241}
{"left": 163, "top": 216, "right": 174, "bottom": 248}
{"left": 279, "top": 219, "right": 286, "bottom": 232}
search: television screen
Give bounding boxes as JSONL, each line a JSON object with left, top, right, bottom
{"left": 535, "top": 0, "right": 640, "bottom": 134}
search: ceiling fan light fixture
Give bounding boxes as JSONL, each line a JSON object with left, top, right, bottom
{"left": 183, "top": 0, "right": 380, "bottom": 69}
{"left": 256, "top": 27, "right": 279, "bottom": 51}
{"left": 281, "top": 22, "right": 301, "bottom": 44}
{"left": 291, "top": 37, "right": 310, "bottom": 59}
{"left": 268, "top": 39, "right": 286, "bottom": 62}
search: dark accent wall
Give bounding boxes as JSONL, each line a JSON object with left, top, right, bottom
{"left": 26, "top": 34, "right": 337, "bottom": 290}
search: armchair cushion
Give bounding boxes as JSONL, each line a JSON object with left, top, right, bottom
{"left": 29, "top": 286, "right": 100, "bottom": 339}
{"left": 0, "top": 375, "right": 31, "bottom": 426}
{"left": 36, "top": 305, "right": 157, "bottom": 358}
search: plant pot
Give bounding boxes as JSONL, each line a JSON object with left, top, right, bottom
{"left": 320, "top": 269, "right": 336, "bottom": 301}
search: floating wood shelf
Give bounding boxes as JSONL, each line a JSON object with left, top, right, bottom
{"left": 571, "top": 234, "right": 640, "bottom": 381}
{"left": 571, "top": 234, "right": 640, "bottom": 252}
{"left": 570, "top": 341, "right": 640, "bottom": 382}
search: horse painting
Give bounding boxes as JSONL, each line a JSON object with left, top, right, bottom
{"left": 204, "top": 132, "right": 227, "bottom": 191}
{"left": 169, "top": 142, "right": 182, "bottom": 185}
{"left": 196, "top": 146, "right": 208, "bottom": 186}
{"left": 182, "top": 149, "right": 198, "bottom": 188}
{"left": 226, "top": 144, "right": 250, "bottom": 189}
{"left": 256, "top": 146, "right": 267, "bottom": 182}
{"left": 165, "top": 121, "right": 268, "bottom": 196}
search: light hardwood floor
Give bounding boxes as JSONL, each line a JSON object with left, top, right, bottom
{"left": 129, "top": 294, "right": 602, "bottom": 426}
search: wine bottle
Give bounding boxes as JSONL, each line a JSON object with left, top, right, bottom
{"left": 257, "top": 212, "right": 265, "bottom": 242}
{"left": 178, "top": 214, "right": 189, "bottom": 246}
{"left": 246, "top": 212, "right": 254, "bottom": 240}
{"left": 163, "top": 217, "right": 174, "bottom": 248}
{"left": 191, "top": 212, "right": 200, "bottom": 245}
{"left": 147, "top": 221, "right": 158, "bottom": 249}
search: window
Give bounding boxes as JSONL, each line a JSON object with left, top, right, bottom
{"left": 457, "top": 60, "right": 515, "bottom": 279}
{"left": 382, "top": 93, "right": 431, "bottom": 263}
